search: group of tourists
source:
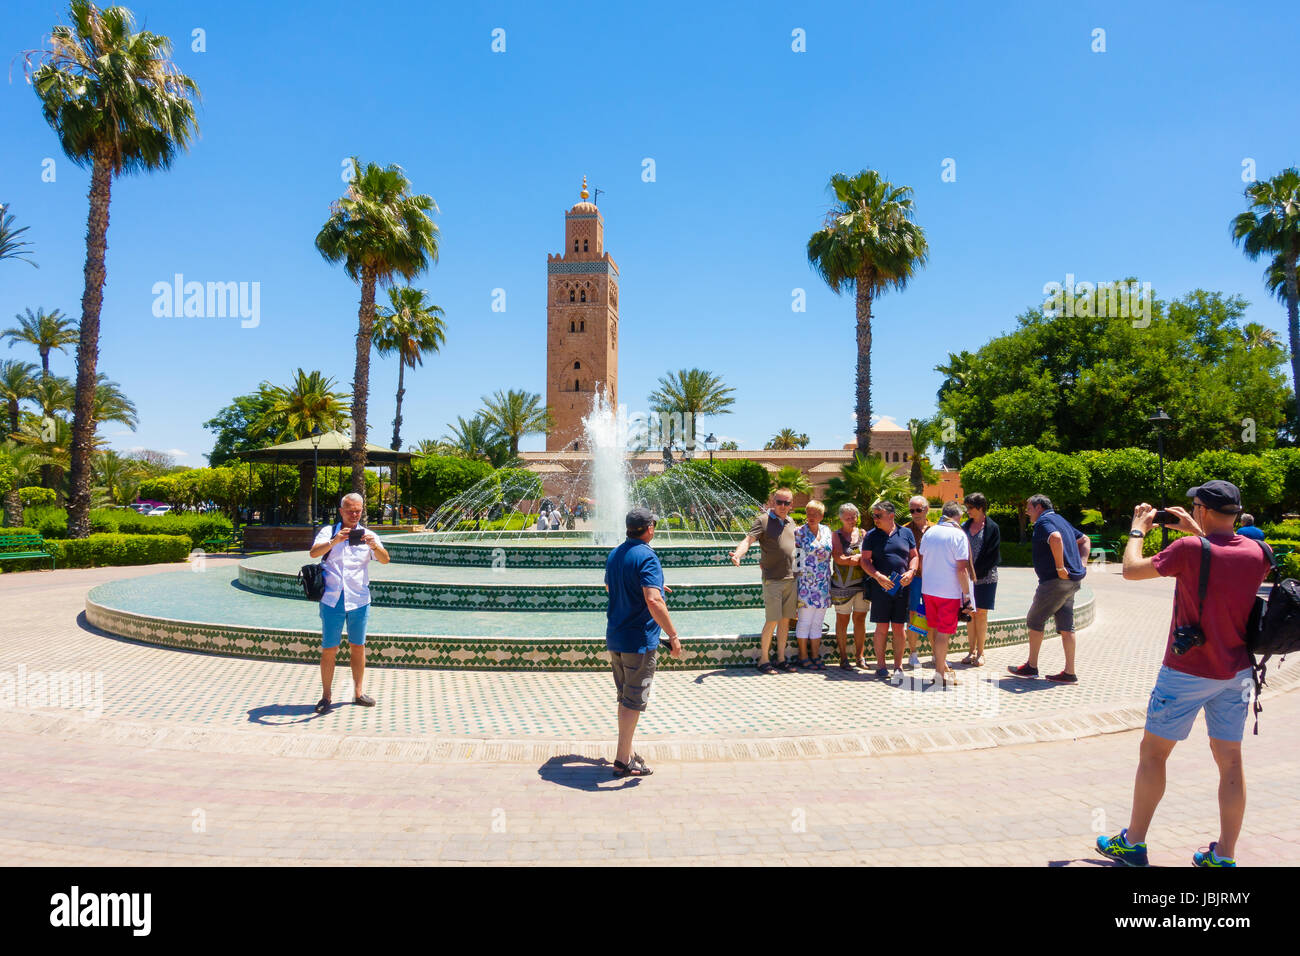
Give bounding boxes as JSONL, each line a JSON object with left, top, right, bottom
{"left": 730, "top": 488, "right": 1008, "bottom": 685}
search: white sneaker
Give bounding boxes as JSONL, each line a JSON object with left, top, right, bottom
{"left": 891, "top": 668, "right": 904, "bottom": 685}
{"left": 907, "top": 652, "right": 920, "bottom": 670}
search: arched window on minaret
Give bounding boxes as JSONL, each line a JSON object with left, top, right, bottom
{"left": 575, "top": 378, "right": 580, "bottom": 391}
{"left": 569, "top": 289, "right": 575, "bottom": 303}
{"left": 580, "top": 290, "right": 586, "bottom": 302}
{"left": 583, "top": 238, "right": 589, "bottom": 252}
{"left": 580, "top": 320, "right": 585, "bottom": 332}
{"left": 574, "top": 361, "right": 581, "bottom": 369}
{"left": 570, "top": 321, "right": 575, "bottom": 332}
{"left": 574, "top": 239, "right": 579, "bottom": 252}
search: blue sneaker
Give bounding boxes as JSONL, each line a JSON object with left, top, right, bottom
{"left": 1192, "top": 842, "right": 1236, "bottom": 867}
{"left": 876, "top": 667, "right": 890, "bottom": 679}
{"left": 1095, "top": 829, "right": 1149, "bottom": 867}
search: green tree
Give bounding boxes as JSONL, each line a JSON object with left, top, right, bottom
{"left": 1233, "top": 167, "right": 1300, "bottom": 391}
{"left": 27, "top": 1, "right": 200, "bottom": 538}
{"left": 407, "top": 455, "right": 493, "bottom": 515}
{"left": 0, "top": 203, "right": 37, "bottom": 268}
{"left": 3, "top": 308, "right": 78, "bottom": 378}
{"left": 374, "top": 286, "right": 446, "bottom": 452}
{"left": 807, "top": 169, "right": 929, "bottom": 454}
{"left": 718, "top": 440, "right": 740, "bottom": 451}
{"left": 316, "top": 158, "right": 439, "bottom": 495}
{"left": 0, "top": 441, "right": 45, "bottom": 527}
{"left": 93, "top": 374, "right": 137, "bottom": 430}
{"left": 253, "top": 369, "right": 350, "bottom": 522}
{"left": 960, "top": 446, "right": 1090, "bottom": 541}
{"left": 1264, "top": 448, "right": 1300, "bottom": 514}
{"left": 1168, "top": 451, "right": 1283, "bottom": 515}
{"left": 0, "top": 360, "right": 39, "bottom": 436}
{"left": 823, "top": 453, "right": 912, "bottom": 521}
{"left": 712, "top": 459, "right": 772, "bottom": 503}
{"left": 481, "top": 389, "right": 553, "bottom": 458}
{"left": 203, "top": 391, "right": 276, "bottom": 466}
{"left": 936, "top": 285, "right": 1291, "bottom": 460}
{"left": 906, "top": 418, "right": 932, "bottom": 495}
{"left": 648, "top": 369, "right": 735, "bottom": 450}
{"left": 764, "top": 428, "right": 810, "bottom": 450}
{"left": 1075, "top": 448, "right": 1161, "bottom": 520}
{"left": 442, "top": 414, "right": 509, "bottom": 467}
{"left": 773, "top": 465, "right": 811, "bottom": 497}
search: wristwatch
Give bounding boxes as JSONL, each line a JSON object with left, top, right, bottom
{"left": 1129, "top": 529, "right": 1145, "bottom": 538}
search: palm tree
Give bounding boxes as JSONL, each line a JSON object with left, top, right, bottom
{"left": 764, "top": 428, "right": 810, "bottom": 450}
{"left": 907, "top": 418, "right": 931, "bottom": 495}
{"left": 92, "top": 448, "right": 138, "bottom": 506}
{"left": 3, "top": 308, "right": 78, "bottom": 377}
{"left": 26, "top": 1, "right": 200, "bottom": 538}
{"left": 93, "top": 374, "right": 137, "bottom": 430}
{"left": 374, "top": 286, "right": 446, "bottom": 452}
{"left": 408, "top": 438, "right": 451, "bottom": 458}
{"left": 442, "top": 414, "right": 508, "bottom": 466}
{"left": 823, "top": 453, "right": 912, "bottom": 520}
{"left": 481, "top": 389, "right": 553, "bottom": 458}
{"left": 0, "top": 360, "right": 39, "bottom": 436}
{"left": 1, "top": 441, "right": 47, "bottom": 527}
{"left": 253, "top": 369, "right": 350, "bottom": 522}
{"left": 935, "top": 350, "right": 974, "bottom": 403}
{"left": 648, "top": 369, "right": 735, "bottom": 450}
{"left": 11, "top": 414, "right": 74, "bottom": 499}
{"left": 1242, "top": 320, "right": 1283, "bottom": 351}
{"left": 773, "top": 465, "right": 812, "bottom": 498}
{"left": 808, "top": 169, "right": 929, "bottom": 454}
{"left": 1233, "top": 167, "right": 1300, "bottom": 390}
{"left": 316, "top": 158, "right": 439, "bottom": 496}
{"left": 0, "top": 204, "right": 37, "bottom": 268}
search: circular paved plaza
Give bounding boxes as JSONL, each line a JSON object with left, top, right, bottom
{"left": 3, "top": 560, "right": 1299, "bottom": 866}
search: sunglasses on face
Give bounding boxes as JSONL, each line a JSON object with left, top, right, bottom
{"left": 910, "top": 507, "right": 926, "bottom": 513}
{"left": 871, "top": 512, "right": 885, "bottom": 519}
{"left": 774, "top": 500, "right": 793, "bottom": 506}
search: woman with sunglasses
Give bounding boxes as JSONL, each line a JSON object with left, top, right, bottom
{"left": 960, "top": 492, "right": 1001, "bottom": 665}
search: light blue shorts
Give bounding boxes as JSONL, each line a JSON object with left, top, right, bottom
{"left": 320, "top": 593, "right": 370, "bottom": 649}
{"left": 1144, "top": 665, "right": 1254, "bottom": 743}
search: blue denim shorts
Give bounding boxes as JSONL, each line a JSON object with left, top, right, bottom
{"left": 320, "top": 593, "right": 370, "bottom": 649}
{"left": 1144, "top": 665, "right": 1254, "bottom": 743}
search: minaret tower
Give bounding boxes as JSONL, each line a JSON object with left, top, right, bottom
{"left": 545, "top": 176, "right": 619, "bottom": 451}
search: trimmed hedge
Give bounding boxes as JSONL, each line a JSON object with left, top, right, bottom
{"left": 17, "top": 506, "right": 231, "bottom": 549}
{"left": 0, "top": 533, "right": 192, "bottom": 572}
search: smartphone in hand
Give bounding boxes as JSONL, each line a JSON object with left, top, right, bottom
{"left": 348, "top": 527, "right": 366, "bottom": 545}
{"left": 1152, "top": 510, "right": 1178, "bottom": 526}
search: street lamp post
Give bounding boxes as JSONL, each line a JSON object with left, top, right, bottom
{"left": 1148, "top": 408, "right": 1173, "bottom": 549}
{"left": 310, "top": 427, "right": 323, "bottom": 533}
{"left": 705, "top": 432, "right": 717, "bottom": 464}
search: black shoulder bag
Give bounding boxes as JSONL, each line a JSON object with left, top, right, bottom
{"left": 298, "top": 522, "right": 340, "bottom": 601}
{"left": 1245, "top": 539, "right": 1300, "bottom": 734}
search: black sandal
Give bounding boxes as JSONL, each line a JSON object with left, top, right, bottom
{"left": 757, "top": 661, "right": 778, "bottom": 675}
{"left": 314, "top": 697, "right": 331, "bottom": 714}
{"left": 612, "top": 753, "right": 653, "bottom": 777}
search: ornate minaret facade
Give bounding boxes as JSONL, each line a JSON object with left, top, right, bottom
{"left": 545, "top": 177, "right": 619, "bottom": 451}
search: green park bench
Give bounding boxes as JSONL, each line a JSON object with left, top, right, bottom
{"left": 199, "top": 530, "right": 243, "bottom": 554}
{"left": 1087, "top": 534, "right": 1118, "bottom": 563}
{"left": 0, "top": 533, "right": 56, "bottom": 570}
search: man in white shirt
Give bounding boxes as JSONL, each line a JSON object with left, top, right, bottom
{"left": 917, "top": 502, "right": 973, "bottom": 687}
{"left": 308, "top": 493, "right": 390, "bottom": 713}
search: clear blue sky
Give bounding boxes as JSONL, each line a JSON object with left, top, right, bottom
{"left": 2, "top": 0, "right": 1297, "bottom": 462}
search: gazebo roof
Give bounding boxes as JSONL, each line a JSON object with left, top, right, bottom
{"left": 235, "top": 430, "right": 414, "bottom": 465}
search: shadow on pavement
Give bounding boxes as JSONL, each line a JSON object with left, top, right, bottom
{"left": 1049, "top": 857, "right": 1126, "bottom": 867}
{"left": 247, "top": 703, "right": 328, "bottom": 725}
{"left": 537, "top": 753, "right": 641, "bottom": 792}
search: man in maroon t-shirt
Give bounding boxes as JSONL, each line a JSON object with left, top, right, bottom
{"left": 1095, "top": 480, "right": 1272, "bottom": 868}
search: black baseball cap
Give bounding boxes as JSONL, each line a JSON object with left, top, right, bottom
{"left": 1187, "top": 480, "right": 1242, "bottom": 514}
{"left": 626, "top": 507, "right": 657, "bottom": 532}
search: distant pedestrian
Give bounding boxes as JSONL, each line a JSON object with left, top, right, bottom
{"left": 961, "top": 492, "right": 1001, "bottom": 666}
{"left": 1007, "top": 494, "right": 1089, "bottom": 683}
{"left": 794, "top": 500, "right": 833, "bottom": 669}
{"left": 917, "top": 502, "right": 973, "bottom": 686}
{"left": 308, "top": 493, "right": 390, "bottom": 714}
{"left": 903, "top": 495, "right": 932, "bottom": 670}
{"left": 830, "top": 503, "right": 870, "bottom": 670}
{"left": 862, "top": 500, "right": 918, "bottom": 684}
{"left": 549, "top": 508, "right": 561, "bottom": 531}
{"left": 1236, "top": 513, "right": 1266, "bottom": 541}
{"left": 604, "top": 507, "right": 682, "bottom": 777}
{"left": 731, "top": 488, "right": 799, "bottom": 673}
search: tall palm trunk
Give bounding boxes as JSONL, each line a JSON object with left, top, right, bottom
{"left": 3, "top": 490, "right": 22, "bottom": 529}
{"left": 854, "top": 269, "right": 874, "bottom": 454}
{"left": 6, "top": 401, "right": 17, "bottom": 436}
{"left": 68, "top": 157, "right": 112, "bottom": 539}
{"left": 1285, "top": 251, "right": 1300, "bottom": 396}
{"left": 390, "top": 358, "right": 406, "bottom": 451}
{"left": 296, "top": 461, "right": 316, "bottom": 524}
{"left": 350, "top": 265, "right": 377, "bottom": 496}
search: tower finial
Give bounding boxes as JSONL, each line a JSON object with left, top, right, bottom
{"left": 580, "top": 175, "right": 589, "bottom": 200}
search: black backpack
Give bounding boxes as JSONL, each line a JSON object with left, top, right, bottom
{"left": 298, "top": 522, "right": 341, "bottom": 601}
{"left": 1245, "top": 539, "right": 1300, "bottom": 734}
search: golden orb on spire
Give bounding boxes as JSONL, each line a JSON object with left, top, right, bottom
{"left": 580, "top": 175, "right": 589, "bottom": 200}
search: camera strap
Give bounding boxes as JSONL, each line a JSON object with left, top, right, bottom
{"left": 1174, "top": 537, "right": 1211, "bottom": 629}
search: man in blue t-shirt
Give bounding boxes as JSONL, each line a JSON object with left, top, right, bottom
{"left": 604, "top": 507, "right": 682, "bottom": 778}
{"left": 1236, "top": 514, "right": 1266, "bottom": 541}
{"left": 1008, "top": 494, "right": 1090, "bottom": 684}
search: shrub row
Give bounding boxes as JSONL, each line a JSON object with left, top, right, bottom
{"left": 19, "top": 506, "right": 231, "bottom": 547}
{"left": 0, "top": 533, "right": 192, "bottom": 572}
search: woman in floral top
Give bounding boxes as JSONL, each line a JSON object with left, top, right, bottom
{"left": 795, "top": 499, "right": 833, "bottom": 669}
